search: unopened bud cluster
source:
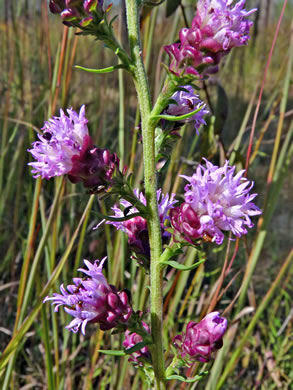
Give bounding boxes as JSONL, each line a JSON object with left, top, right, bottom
{"left": 49, "top": 0, "right": 103, "bottom": 27}
{"left": 174, "top": 312, "right": 227, "bottom": 363}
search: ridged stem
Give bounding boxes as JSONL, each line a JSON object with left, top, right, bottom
{"left": 125, "top": 1, "right": 166, "bottom": 388}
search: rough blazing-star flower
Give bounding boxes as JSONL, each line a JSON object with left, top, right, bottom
{"left": 123, "top": 322, "right": 151, "bottom": 366}
{"left": 174, "top": 312, "right": 227, "bottom": 363}
{"left": 165, "top": 86, "right": 208, "bottom": 132}
{"left": 181, "top": 159, "right": 261, "bottom": 245}
{"left": 107, "top": 189, "right": 177, "bottom": 258}
{"left": 44, "top": 258, "right": 132, "bottom": 334}
{"left": 28, "top": 106, "right": 119, "bottom": 190}
{"left": 164, "top": 0, "right": 256, "bottom": 75}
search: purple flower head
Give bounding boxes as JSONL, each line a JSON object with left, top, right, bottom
{"left": 174, "top": 312, "right": 227, "bottom": 363}
{"left": 28, "top": 106, "right": 119, "bottom": 190}
{"left": 107, "top": 189, "right": 177, "bottom": 258}
{"left": 123, "top": 322, "right": 151, "bottom": 366}
{"left": 44, "top": 258, "right": 132, "bottom": 334}
{"left": 194, "top": 0, "right": 257, "bottom": 52}
{"left": 170, "top": 202, "right": 201, "bottom": 244}
{"left": 164, "top": 0, "right": 256, "bottom": 76}
{"left": 181, "top": 159, "right": 262, "bottom": 245}
{"left": 165, "top": 86, "right": 208, "bottom": 133}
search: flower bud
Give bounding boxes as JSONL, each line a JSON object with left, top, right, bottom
{"left": 123, "top": 322, "right": 151, "bottom": 366}
{"left": 49, "top": 0, "right": 102, "bottom": 27}
{"left": 174, "top": 312, "right": 227, "bottom": 363}
{"left": 170, "top": 202, "right": 201, "bottom": 244}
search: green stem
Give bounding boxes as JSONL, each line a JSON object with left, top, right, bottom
{"left": 125, "top": 1, "right": 166, "bottom": 388}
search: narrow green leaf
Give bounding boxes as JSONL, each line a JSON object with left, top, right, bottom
{"left": 74, "top": 64, "right": 127, "bottom": 74}
{"left": 98, "top": 349, "right": 126, "bottom": 356}
{"left": 167, "top": 371, "right": 208, "bottom": 382}
{"left": 124, "top": 341, "right": 147, "bottom": 355}
{"left": 93, "top": 210, "right": 146, "bottom": 222}
{"left": 160, "top": 259, "right": 206, "bottom": 270}
{"left": 152, "top": 106, "right": 204, "bottom": 122}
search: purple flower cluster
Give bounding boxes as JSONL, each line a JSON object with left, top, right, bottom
{"left": 178, "top": 159, "right": 261, "bottom": 245}
{"left": 44, "top": 258, "right": 132, "bottom": 334}
{"left": 174, "top": 312, "right": 227, "bottom": 363}
{"left": 49, "top": 0, "right": 102, "bottom": 27}
{"left": 28, "top": 106, "right": 119, "bottom": 190}
{"left": 165, "top": 0, "right": 256, "bottom": 76}
{"left": 165, "top": 86, "right": 208, "bottom": 133}
{"left": 123, "top": 322, "right": 151, "bottom": 366}
{"left": 107, "top": 189, "right": 177, "bottom": 258}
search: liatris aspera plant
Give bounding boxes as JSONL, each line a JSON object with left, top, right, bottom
{"left": 28, "top": 0, "right": 262, "bottom": 388}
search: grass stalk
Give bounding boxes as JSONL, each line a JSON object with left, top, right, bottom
{"left": 217, "top": 249, "right": 293, "bottom": 389}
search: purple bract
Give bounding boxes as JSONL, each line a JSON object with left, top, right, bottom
{"left": 164, "top": 0, "right": 256, "bottom": 75}
{"left": 174, "top": 312, "right": 227, "bottom": 363}
{"left": 44, "top": 258, "right": 132, "bottom": 334}
{"left": 123, "top": 322, "right": 151, "bottom": 366}
{"left": 170, "top": 202, "right": 201, "bottom": 244}
{"left": 28, "top": 106, "right": 119, "bottom": 189}
{"left": 181, "top": 159, "right": 261, "bottom": 245}
{"left": 165, "top": 86, "right": 208, "bottom": 132}
{"left": 107, "top": 189, "right": 177, "bottom": 258}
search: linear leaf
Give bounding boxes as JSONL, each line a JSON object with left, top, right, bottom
{"left": 160, "top": 259, "right": 206, "bottom": 270}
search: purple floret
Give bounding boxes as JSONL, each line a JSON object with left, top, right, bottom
{"left": 44, "top": 258, "right": 132, "bottom": 334}
{"left": 28, "top": 105, "right": 119, "bottom": 190}
{"left": 106, "top": 189, "right": 177, "bottom": 258}
{"left": 181, "top": 159, "right": 262, "bottom": 245}
{"left": 165, "top": 86, "right": 209, "bottom": 133}
{"left": 28, "top": 105, "right": 89, "bottom": 179}
{"left": 194, "top": 0, "right": 257, "bottom": 52}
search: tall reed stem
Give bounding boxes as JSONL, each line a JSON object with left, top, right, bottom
{"left": 125, "top": 1, "right": 165, "bottom": 388}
